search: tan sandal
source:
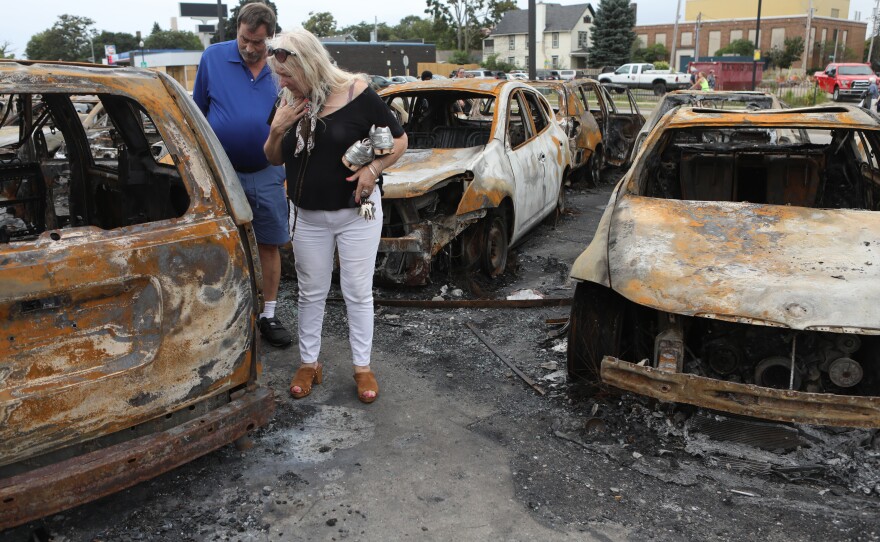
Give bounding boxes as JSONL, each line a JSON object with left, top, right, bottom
{"left": 290, "top": 364, "right": 322, "bottom": 399}
{"left": 353, "top": 371, "right": 379, "bottom": 403}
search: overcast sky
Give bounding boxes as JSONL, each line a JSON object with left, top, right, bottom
{"left": 3, "top": 0, "right": 878, "bottom": 59}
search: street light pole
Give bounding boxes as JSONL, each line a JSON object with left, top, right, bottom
{"left": 751, "top": 0, "right": 763, "bottom": 90}
{"left": 89, "top": 37, "right": 95, "bottom": 63}
{"left": 670, "top": 0, "right": 682, "bottom": 70}
{"left": 138, "top": 40, "right": 145, "bottom": 68}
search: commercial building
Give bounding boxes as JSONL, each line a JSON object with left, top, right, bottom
{"left": 634, "top": 0, "right": 865, "bottom": 71}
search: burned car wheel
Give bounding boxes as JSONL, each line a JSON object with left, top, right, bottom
{"left": 567, "top": 281, "right": 627, "bottom": 384}
{"left": 480, "top": 210, "right": 509, "bottom": 278}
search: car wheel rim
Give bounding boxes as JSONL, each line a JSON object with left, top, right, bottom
{"left": 484, "top": 217, "right": 507, "bottom": 277}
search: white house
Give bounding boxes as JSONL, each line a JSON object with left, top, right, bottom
{"left": 484, "top": 2, "right": 596, "bottom": 70}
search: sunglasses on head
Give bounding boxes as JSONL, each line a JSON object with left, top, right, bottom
{"left": 268, "top": 47, "right": 296, "bottom": 63}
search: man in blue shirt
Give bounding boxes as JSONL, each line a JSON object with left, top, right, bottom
{"left": 194, "top": 2, "right": 292, "bottom": 347}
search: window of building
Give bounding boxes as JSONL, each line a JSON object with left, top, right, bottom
{"left": 551, "top": 55, "right": 559, "bottom": 68}
{"left": 484, "top": 38, "right": 494, "bottom": 53}
{"left": 770, "top": 28, "right": 785, "bottom": 49}
{"left": 708, "top": 31, "right": 721, "bottom": 56}
{"left": 509, "top": 36, "right": 515, "bottom": 50}
{"left": 831, "top": 8, "right": 840, "bottom": 18}
{"left": 681, "top": 32, "right": 693, "bottom": 46}
{"left": 508, "top": 56, "right": 515, "bottom": 65}
{"left": 552, "top": 33, "right": 559, "bottom": 48}
{"left": 748, "top": 29, "right": 757, "bottom": 45}
{"left": 637, "top": 34, "right": 648, "bottom": 47}
{"left": 525, "top": 55, "right": 529, "bottom": 68}
{"left": 730, "top": 29, "right": 743, "bottom": 42}
{"left": 656, "top": 33, "right": 666, "bottom": 47}
{"left": 578, "top": 31, "right": 589, "bottom": 49}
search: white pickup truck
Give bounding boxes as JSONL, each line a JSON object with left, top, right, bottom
{"left": 597, "top": 63, "right": 690, "bottom": 95}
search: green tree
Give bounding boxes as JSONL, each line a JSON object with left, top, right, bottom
{"left": 763, "top": 37, "right": 804, "bottom": 69}
{"left": 715, "top": 38, "right": 754, "bottom": 56}
{"left": 588, "top": 0, "right": 636, "bottom": 67}
{"left": 25, "top": 14, "right": 95, "bottom": 61}
{"left": 425, "top": 0, "right": 511, "bottom": 51}
{"left": 211, "top": 0, "right": 282, "bottom": 44}
{"left": 482, "top": 53, "right": 515, "bottom": 72}
{"left": 303, "top": 12, "right": 338, "bottom": 37}
{"left": 449, "top": 49, "right": 472, "bottom": 64}
{"left": 0, "top": 41, "right": 16, "bottom": 59}
{"left": 145, "top": 28, "right": 203, "bottom": 50}
{"left": 631, "top": 43, "right": 668, "bottom": 63}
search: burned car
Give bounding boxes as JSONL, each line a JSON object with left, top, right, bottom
{"left": 530, "top": 79, "right": 645, "bottom": 181}
{"left": 568, "top": 105, "right": 880, "bottom": 428}
{"left": 0, "top": 60, "right": 272, "bottom": 529}
{"left": 378, "top": 79, "right": 569, "bottom": 285}
{"left": 629, "top": 90, "right": 783, "bottom": 164}
{"left": 528, "top": 79, "right": 603, "bottom": 184}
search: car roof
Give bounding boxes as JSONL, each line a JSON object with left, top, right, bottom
{"left": 661, "top": 104, "right": 879, "bottom": 130}
{"left": 378, "top": 78, "right": 521, "bottom": 96}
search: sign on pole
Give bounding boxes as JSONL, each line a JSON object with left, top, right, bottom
{"left": 180, "top": 2, "right": 227, "bottom": 17}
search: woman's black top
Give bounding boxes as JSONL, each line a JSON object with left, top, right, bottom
{"left": 283, "top": 86, "right": 404, "bottom": 211}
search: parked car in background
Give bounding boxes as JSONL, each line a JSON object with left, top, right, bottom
{"left": 535, "top": 69, "right": 560, "bottom": 80}
{"left": 814, "top": 63, "right": 876, "bottom": 101}
{"left": 529, "top": 79, "right": 603, "bottom": 184}
{"left": 628, "top": 90, "right": 783, "bottom": 163}
{"left": 568, "top": 104, "right": 880, "bottom": 428}
{"left": 377, "top": 79, "right": 569, "bottom": 285}
{"left": 558, "top": 70, "right": 577, "bottom": 80}
{"left": 509, "top": 72, "right": 529, "bottom": 81}
{"left": 370, "top": 74, "right": 393, "bottom": 90}
{"left": 464, "top": 69, "right": 495, "bottom": 78}
{"left": 0, "top": 60, "right": 272, "bottom": 529}
{"left": 389, "top": 75, "right": 419, "bottom": 85}
{"left": 598, "top": 63, "right": 690, "bottom": 95}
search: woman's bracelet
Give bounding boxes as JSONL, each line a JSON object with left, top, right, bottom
{"left": 367, "top": 163, "right": 379, "bottom": 178}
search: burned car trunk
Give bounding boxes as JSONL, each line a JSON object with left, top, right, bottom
{"left": 568, "top": 105, "right": 880, "bottom": 428}
{"left": 379, "top": 80, "right": 569, "bottom": 285}
{"left": 0, "top": 61, "right": 272, "bottom": 529}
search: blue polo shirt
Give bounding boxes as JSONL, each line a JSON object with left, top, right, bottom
{"left": 193, "top": 40, "right": 277, "bottom": 171}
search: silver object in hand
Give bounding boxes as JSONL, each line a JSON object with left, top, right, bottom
{"left": 342, "top": 138, "right": 375, "bottom": 171}
{"left": 369, "top": 125, "right": 394, "bottom": 156}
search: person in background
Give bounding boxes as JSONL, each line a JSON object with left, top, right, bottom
{"left": 193, "top": 2, "right": 292, "bottom": 348}
{"left": 862, "top": 77, "right": 879, "bottom": 110}
{"left": 455, "top": 67, "right": 465, "bottom": 78}
{"left": 421, "top": 70, "right": 433, "bottom": 81}
{"left": 707, "top": 69, "right": 717, "bottom": 90}
{"left": 689, "top": 67, "right": 697, "bottom": 85}
{"left": 690, "top": 71, "right": 710, "bottom": 91}
{"left": 263, "top": 29, "right": 408, "bottom": 404}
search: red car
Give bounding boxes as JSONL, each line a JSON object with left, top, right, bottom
{"left": 814, "top": 63, "right": 876, "bottom": 101}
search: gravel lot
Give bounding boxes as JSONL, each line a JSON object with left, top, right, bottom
{"left": 6, "top": 174, "right": 880, "bottom": 542}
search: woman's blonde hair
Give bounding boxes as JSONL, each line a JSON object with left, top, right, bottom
{"left": 267, "top": 28, "right": 367, "bottom": 114}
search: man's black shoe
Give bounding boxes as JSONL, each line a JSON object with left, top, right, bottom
{"left": 259, "top": 316, "right": 292, "bottom": 347}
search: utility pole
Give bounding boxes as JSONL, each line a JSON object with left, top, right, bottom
{"left": 832, "top": 27, "right": 840, "bottom": 62}
{"left": 528, "top": 0, "right": 536, "bottom": 79}
{"left": 802, "top": 1, "right": 813, "bottom": 72}
{"left": 670, "top": 0, "right": 682, "bottom": 70}
{"left": 217, "top": 0, "right": 225, "bottom": 41}
{"left": 694, "top": 12, "right": 702, "bottom": 62}
{"left": 751, "top": 0, "right": 762, "bottom": 90}
{"left": 868, "top": 0, "right": 880, "bottom": 66}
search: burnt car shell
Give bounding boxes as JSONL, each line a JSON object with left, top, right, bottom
{"left": 0, "top": 60, "right": 272, "bottom": 529}
{"left": 568, "top": 105, "right": 880, "bottom": 428}
{"left": 378, "top": 79, "right": 569, "bottom": 285}
{"left": 528, "top": 79, "right": 603, "bottom": 184}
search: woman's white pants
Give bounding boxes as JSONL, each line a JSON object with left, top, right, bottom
{"left": 292, "top": 191, "right": 382, "bottom": 367}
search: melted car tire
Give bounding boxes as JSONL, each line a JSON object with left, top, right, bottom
{"left": 480, "top": 210, "right": 508, "bottom": 278}
{"left": 567, "top": 281, "right": 626, "bottom": 385}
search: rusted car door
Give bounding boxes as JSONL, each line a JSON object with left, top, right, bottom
{"left": 598, "top": 85, "right": 644, "bottom": 165}
{"left": 0, "top": 72, "right": 260, "bottom": 478}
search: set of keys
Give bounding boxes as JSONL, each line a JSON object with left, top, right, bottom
{"left": 358, "top": 190, "right": 375, "bottom": 220}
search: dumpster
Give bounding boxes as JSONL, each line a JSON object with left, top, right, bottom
{"left": 688, "top": 61, "right": 763, "bottom": 90}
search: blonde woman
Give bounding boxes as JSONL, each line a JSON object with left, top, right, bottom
{"left": 264, "top": 28, "right": 408, "bottom": 403}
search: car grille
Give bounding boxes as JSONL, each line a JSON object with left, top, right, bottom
{"left": 851, "top": 80, "right": 870, "bottom": 90}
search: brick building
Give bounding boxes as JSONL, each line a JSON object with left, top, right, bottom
{"left": 635, "top": 15, "right": 866, "bottom": 72}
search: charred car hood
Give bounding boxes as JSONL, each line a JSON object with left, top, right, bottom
{"left": 383, "top": 147, "right": 483, "bottom": 198}
{"left": 606, "top": 195, "right": 880, "bottom": 332}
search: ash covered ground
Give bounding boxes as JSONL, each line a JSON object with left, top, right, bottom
{"left": 6, "top": 175, "right": 880, "bottom": 542}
